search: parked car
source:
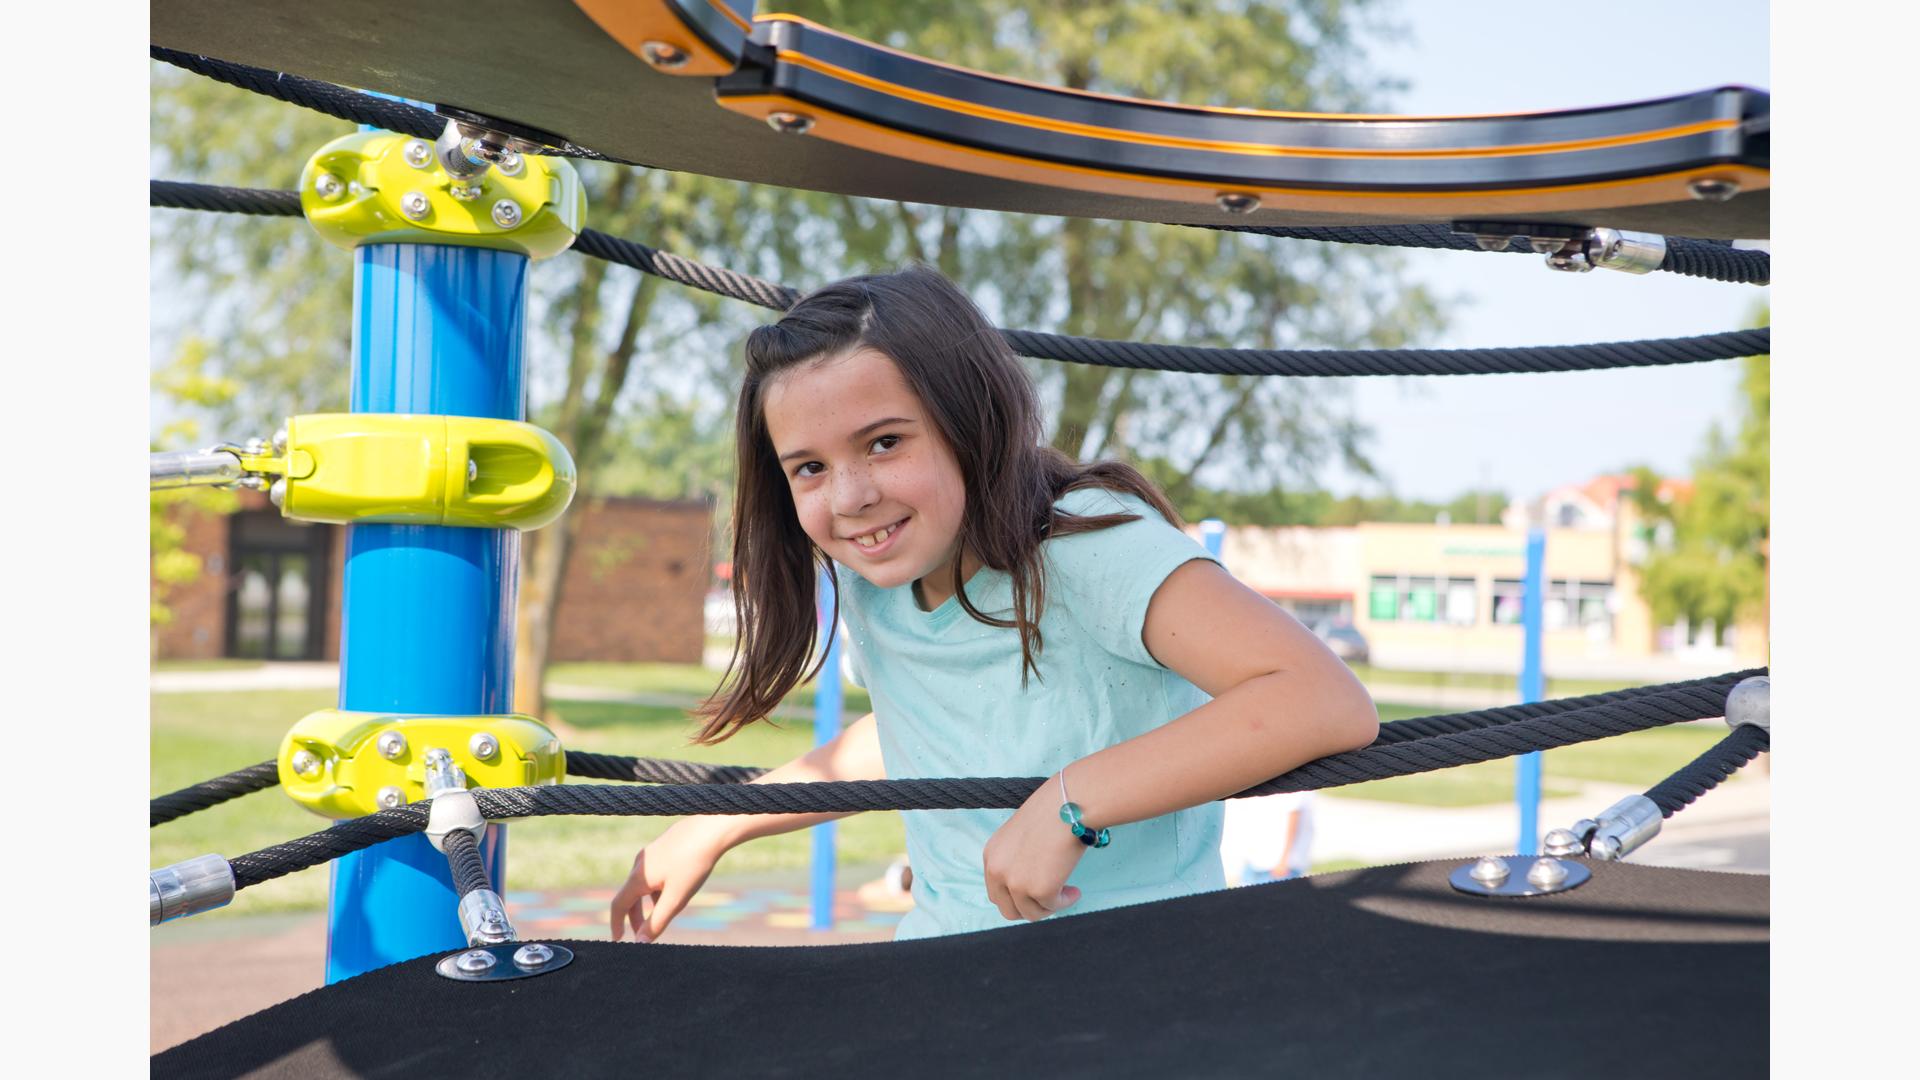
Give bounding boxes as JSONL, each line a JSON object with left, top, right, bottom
{"left": 1311, "top": 621, "right": 1370, "bottom": 665}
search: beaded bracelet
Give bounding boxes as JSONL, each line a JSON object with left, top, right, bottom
{"left": 1057, "top": 768, "right": 1111, "bottom": 849}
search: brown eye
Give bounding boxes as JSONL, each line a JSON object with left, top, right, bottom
{"left": 870, "top": 435, "right": 901, "bottom": 454}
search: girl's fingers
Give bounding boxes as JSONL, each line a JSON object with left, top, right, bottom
{"left": 646, "top": 882, "right": 694, "bottom": 942}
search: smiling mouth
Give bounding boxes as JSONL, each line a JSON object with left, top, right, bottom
{"left": 848, "top": 518, "right": 907, "bottom": 554}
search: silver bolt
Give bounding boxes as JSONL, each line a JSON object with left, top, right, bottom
{"left": 1527, "top": 236, "right": 1565, "bottom": 255}
{"left": 1215, "top": 192, "right": 1261, "bottom": 215}
{"left": 313, "top": 172, "right": 345, "bottom": 201}
{"left": 376, "top": 786, "right": 407, "bottom": 810}
{"left": 290, "top": 749, "right": 322, "bottom": 778}
{"left": 450, "top": 180, "right": 484, "bottom": 203}
{"left": 1688, "top": 177, "right": 1740, "bottom": 202}
{"left": 1526, "top": 857, "right": 1569, "bottom": 889}
{"left": 268, "top": 478, "right": 288, "bottom": 508}
{"left": 496, "top": 150, "right": 525, "bottom": 177}
{"left": 454, "top": 949, "right": 497, "bottom": 974}
{"left": 1544, "top": 247, "right": 1593, "bottom": 273}
{"left": 491, "top": 200, "right": 522, "bottom": 228}
{"left": 467, "top": 459, "right": 480, "bottom": 483}
{"left": 1469, "top": 856, "right": 1510, "bottom": 886}
{"left": 470, "top": 732, "right": 499, "bottom": 760}
{"left": 641, "top": 40, "right": 691, "bottom": 69}
{"left": 766, "top": 111, "right": 815, "bottom": 135}
{"left": 513, "top": 943, "right": 555, "bottom": 970}
{"left": 1589, "top": 834, "right": 1623, "bottom": 861}
{"left": 403, "top": 140, "right": 434, "bottom": 169}
{"left": 1473, "top": 234, "right": 1514, "bottom": 252}
{"left": 401, "top": 191, "right": 431, "bottom": 220}
{"left": 1542, "top": 828, "right": 1585, "bottom": 857}
{"left": 377, "top": 730, "right": 408, "bottom": 760}
{"left": 271, "top": 427, "right": 289, "bottom": 454}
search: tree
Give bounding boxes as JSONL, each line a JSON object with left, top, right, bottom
{"left": 1627, "top": 311, "right": 1769, "bottom": 641}
{"left": 152, "top": 1, "right": 1443, "bottom": 717}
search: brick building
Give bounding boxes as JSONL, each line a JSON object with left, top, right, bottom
{"left": 154, "top": 492, "right": 712, "bottom": 664}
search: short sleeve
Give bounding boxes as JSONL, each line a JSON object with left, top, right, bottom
{"left": 1044, "top": 488, "right": 1221, "bottom": 668}
{"left": 832, "top": 563, "right": 870, "bottom": 688}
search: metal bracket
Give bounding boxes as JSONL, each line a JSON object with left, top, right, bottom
{"left": 1448, "top": 854, "right": 1591, "bottom": 897}
{"left": 436, "top": 942, "right": 574, "bottom": 983}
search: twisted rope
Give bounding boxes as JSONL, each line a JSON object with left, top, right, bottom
{"left": 150, "top": 761, "right": 281, "bottom": 827}
{"left": 1196, "top": 224, "right": 1768, "bottom": 285}
{"left": 150, "top": 47, "right": 625, "bottom": 162}
{"left": 150, "top": 180, "right": 1769, "bottom": 377}
{"left": 439, "top": 828, "right": 493, "bottom": 898}
{"left": 1370, "top": 669, "right": 1762, "bottom": 745}
{"left": 1643, "top": 724, "right": 1770, "bottom": 818}
{"left": 565, "top": 750, "right": 768, "bottom": 786}
{"left": 224, "top": 674, "right": 1743, "bottom": 890}
{"left": 150, "top": 180, "right": 303, "bottom": 217}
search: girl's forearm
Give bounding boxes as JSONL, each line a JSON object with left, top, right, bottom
{"left": 693, "top": 711, "right": 887, "bottom": 851}
{"left": 1063, "top": 671, "right": 1376, "bottom": 830}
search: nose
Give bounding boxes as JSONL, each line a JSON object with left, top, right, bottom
{"left": 829, "top": 462, "right": 879, "bottom": 519}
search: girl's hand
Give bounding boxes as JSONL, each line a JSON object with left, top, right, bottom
{"left": 610, "top": 820, "right": 729, "bottom": 943}
{"left": 981, "top": 781, "right": 1087, "bottom": 922}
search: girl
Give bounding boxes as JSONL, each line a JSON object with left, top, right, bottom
{"left": 611, "top": 266, "right": 1377, "bottom": 941}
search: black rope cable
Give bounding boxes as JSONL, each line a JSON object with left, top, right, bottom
{"left": 439, "top": 828, "right": 493, "bottom": 898}
{"left": 1371, "top": 668, "right": 1763, "bottom": 745}
{"left": 1642, "top": 723, "right": 1770, "bottom": 818}
{"left": 150, "top": 760, "right": 281, "bottom": 827}
{"left": 149, "top": 47, "right": 628, "bottom": 163}
{"left": 150, "top": 180, "right": 303, "bottom": 217}
{"left": 150, "top": 180, "right": 1771, "bottom": 377}
{"left": 1194, "top": 223, "right": 1769, "bottom": 286}
{"left": 565, "top": 750, "right": 768, "bottom": 786}
{"left": 226, "top": 676, "right": 1737, "bottom": 890}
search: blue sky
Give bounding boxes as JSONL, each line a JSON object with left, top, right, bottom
{"left": 1328, "top": 1, "right": 1769, "bottom": 502}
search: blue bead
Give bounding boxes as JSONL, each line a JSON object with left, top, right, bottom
{"left": 1059, "top": 802, "right": 1082, "bottom": 825}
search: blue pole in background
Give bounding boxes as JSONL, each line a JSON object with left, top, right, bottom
{"left": 811, "top": 566, "right": 845, "bottom": 931}
{"left": 325, "top": 242, "right": 528, "bottom": 983}
{"left": 1516, "top": 526, "right": 1547, "bottom": 855}
{"left": 1200, "top": 519, "right": 1226, "bottom": 563}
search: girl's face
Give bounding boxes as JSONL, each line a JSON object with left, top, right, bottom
{"left": 762, "top": 347, "right": 970, "bottom": 602}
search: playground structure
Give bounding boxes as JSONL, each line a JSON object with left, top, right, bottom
{"left": 148, "top": 2, "right": 1770, "bottom": 1075}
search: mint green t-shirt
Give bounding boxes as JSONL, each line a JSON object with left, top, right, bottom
{"left": 836, "top": 486, "right": 1227, "bottom": 940}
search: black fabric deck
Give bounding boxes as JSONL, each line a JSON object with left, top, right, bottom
{"left": 155, "top": 860, "right": 1766, "bottom": 1078}
{"left": 150, "top": 1, "right": 1767, "bottom": 237}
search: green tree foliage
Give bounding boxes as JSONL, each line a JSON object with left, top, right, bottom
{"left": 151, "top": 2, "right": 1444, "bottom": 712}
{"left": 1627, "top": 311, "right": 1769, "bottom": 640}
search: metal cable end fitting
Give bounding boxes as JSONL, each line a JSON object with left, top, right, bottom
{"left": 150, "top": 854, "right": 236, "bottom": 926}
{"left": 640, "top": 40, "right": 691, "bottom": 70}
{"left": 459, "top": 889, "right": 516, "bottom": 946}
{"left": 1215, "top": 192, "right": 1261, "bottom": 215}
{"left": 766, "top": 111, "right": 815, "bottom": 135}
{"left": 1542, "top": 827, "right": 1586, "bottom": 858}
{"left": 1584, "top": 228, "right": 1667, "bottom": 274}
{"left": 1726, "top": 675, "right": 1769, "bottom": 732}
{"left": 1587, "top": 795, "right": 1662, "bottom": 862}
{"left": 1468, "top": 855, "right": 1510, "bottom": 886}
{"left": 1544, "top": 238, "right": 1594, "bottom": 273}
{"left": 423, "top": 748, "right": 467, "bottom": 800}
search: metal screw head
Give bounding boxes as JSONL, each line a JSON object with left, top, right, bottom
{"left": 376, "top": 730, "right": 408, "bottom": 760}
{"left": 491, "top": 199, "right": 522, "bottom": 228}
{"left": 1472, "top": 234, "right": 1514, "bottom": 252}
{"left": 513, "top": 943, "right": 555, "bottom": 970}
{"left": 470, "top": 732, "right": 499, "bottom": 760}
{"left": 467, "top": 459, "right": 480, "bottom": 483}
{"left": 1688, "top": 177, "right": 1740, "bottom": 202}
{"left": 1544, "top": 248, "right": 1593, "bottom": 273}
{"left": 496, "top": 149, "right": 525, "bottom": 177}
{"left": 1215, "top": 192, "right": 1261, "bottom": 215}
{"left": 376, "top": 786, "right": 407, "bottom": 810}
{"left": 1526, "top": 857, "right": 1570, "bottom": 888}
{"left": 1589, "top": 834, "right": 1623, "bottom": 862}
{"left": 1469, "top": 856, "right": 1510, "bottom": 886}
{"left": 1542, "top": 828, "right": 1585, "bottom": 857}
{"left": 641, "top": 40, "right": 691, "bottom": 69}
{"left": 454, "top": 949, "right": 497, "bottom": 974}
{"left": 449, "top": 180, "right": 484, "bottom": 202}
{"left": 313, "top": 172, "right": 345, "bottom": 201}
{"left": 268, "top": 478, "right": 288, "bottom": 508}
{"left": 271, "top": 427, "right": 289, "bottom": 454}
{"left": 290, "top": 749, "right": 322, "bottom": 779}
{"left": 400, "top": 191, "right": 431, "bottom": 220}
{"left": 403, "top": 140, "right": 434, "bottom": 169}
{"left": 766, "top": 111, "right": 815, "bottom": 135}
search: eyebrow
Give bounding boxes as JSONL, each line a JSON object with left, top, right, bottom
{"left": 777, "top": 417, "right": 916, "bottom": 463}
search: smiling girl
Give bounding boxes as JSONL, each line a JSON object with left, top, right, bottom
{"left": 611, "top": 266, "right": 1378, "bottom": 941}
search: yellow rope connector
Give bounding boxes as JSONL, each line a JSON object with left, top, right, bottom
{"left": 278, "top": 709, "right": 566, "bottom": 820}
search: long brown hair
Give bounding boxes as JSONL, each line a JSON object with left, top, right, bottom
{"left": 694, "top": 265, "right": 1181, "bottom": 743}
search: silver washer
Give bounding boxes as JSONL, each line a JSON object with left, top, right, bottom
{"left": 1449, "top": 854, "right": 1591, "bottom": 897}
{"left": 454, "top": 949, "right": 497, "bottom": 974}
{"left": 436, "top": 942, "right": 575, "bottom": 983}
{"left": 514, "top": 943, "right": 556, "bottom": 970}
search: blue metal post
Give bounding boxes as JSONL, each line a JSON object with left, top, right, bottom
{"left": 1516, "top": 527, "right": 1547, "bottom": 855}
{"left": 811, "top": 567, "right": 845, "bottom": 930}
{"left": 325, "top": 243, "right": 529, "bottom": 983}
{"left": 1200, "top": 519, "right": 1226, "bottom": 562}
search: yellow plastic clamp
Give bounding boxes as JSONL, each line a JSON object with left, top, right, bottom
{"left": 299, "top": 130, "right": 585, "bottom": 259}
{"left": 236, "top": 413, "right": 576, "bottom": 530}
{"left": 277, "top": 710, "right": 566, "bottom": 820}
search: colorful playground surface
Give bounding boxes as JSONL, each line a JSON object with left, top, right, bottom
{"left": 508, "top": 877, "right": 909, "bottom": 940}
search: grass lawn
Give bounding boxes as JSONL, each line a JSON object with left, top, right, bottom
{"left": 1348, "top": 663, "right": 1637, "bottom": 699}
{"left": 152, "top": 681, "right": 1729, "bottom": 917}
{"left": 547, "top": 661, "right": 873, "bottom": 716}
{"left": 151, "top": 658, "right": 267, "bottom": 672}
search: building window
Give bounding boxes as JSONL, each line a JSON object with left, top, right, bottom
{"left": 1490, "top": 578, "right": 1613, "bottom": 629}
{"left": 1442, "top": 577, "right": 1478, "bottom": 626}
{"left": 1371, "top": 575, "right": 1474, "bottom": 624}
{"left": 1368, "top": 576, "right": 1399, "bottom": 620}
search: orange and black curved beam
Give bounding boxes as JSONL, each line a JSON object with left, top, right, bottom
{"left": 578, "top": 2, "right": 1767, "bottom": 227}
